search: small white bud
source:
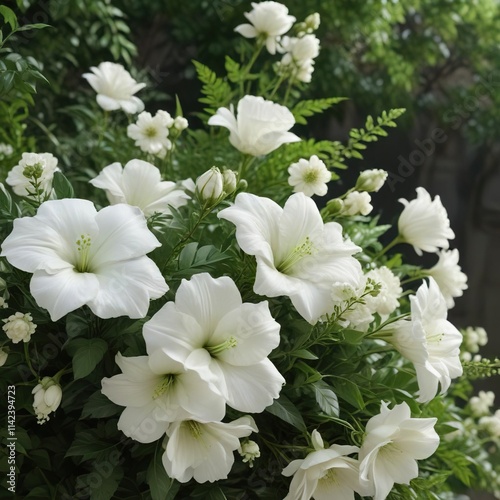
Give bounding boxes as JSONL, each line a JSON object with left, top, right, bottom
{"left": 196, "top": 167, "right": 224, "bottom": 205}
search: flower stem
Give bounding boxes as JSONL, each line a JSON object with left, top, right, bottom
{"left": 374, "top": 235, "right": 403, "bottom": 259}
{"left": 238, "top": 154, "right": 255, "bottom": 180}
{"left": 240, "top": 42, "right": 264, "bottom": 96}
{"left": 24, "top": 343, "right": 38, "bottom": 378}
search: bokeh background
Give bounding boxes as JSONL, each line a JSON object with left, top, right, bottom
{"left": 1, "top": 0, "right": 499, "bottom": 497}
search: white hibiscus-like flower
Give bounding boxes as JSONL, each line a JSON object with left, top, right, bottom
{"left": 398, "top": 187, "right": 455, "bottom": 255}
{"left": 208, "top": 95, "right": 300, "bottom": 157}
{"left": 426, "top": 249, "right": 468, "bottom": 308}
{"left": 288, "top": 155, "right": 331, "bottom": 197}
{"left": 89, "top": 160, "right": 190, "bottom": 217}
{"left": 234, "top": 1, "right": 296, "bottom": 54}
{"left": 1, "top": 199, "right": 168, "bottom": 321}
{"left": 359, "top": 401, "right": 439, "bottom": 500}
{"left": 6, "top": 152, "right": 59, "bottom": 197}
{"left": 382, "top": 278, "right": 463, "bottom": 403}
{"left": 162, "top": 416, "right": 257, "bottom": 483}
{"left": 127, "top": 110, "right": 173, "bottom": 155}
{"left": 364, "top": 266, "right": 402, "bottom": 317}
{"left": 218, "top": 192, "right": 363, "bottom": 324}
{"left": 283, "top": 430, "right": 362, "bottom": 500}
{"left": 143, "top": 273, "right": 284, "bottom": 413}
{"left": 101, "top": 353, "right": 225, "bottom": 443}
{"left": 83, "top": 62, "right": 146, "bottom": 113}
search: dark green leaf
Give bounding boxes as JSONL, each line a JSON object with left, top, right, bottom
{"left": 146, "top": 441, "right": 179, "bottom": 500}
{"left": 81, "top": 391, "right": 121, "bottom": 419}
{"left": 266, "top": 394, "right": 306, "bottom": 432}
{"left": 70, "top": 338, "right": 108, "bottom": 380}
{"left": 312, "top": 380, "right": 339, "bottom": 417}
{"left": 52, "top": 171, "right": 74, "bottom": 199}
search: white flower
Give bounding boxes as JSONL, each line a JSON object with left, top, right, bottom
{"left": 222, "top": 169, "right": 238, "bottom": 194}
{"left": 208, "top": 95, "right": 300, "bottom": 156}
{"left": 89, "top": 160, "right": 190, "bottom": 217}
{"left": 427, "top": 249, "right": 468, "bottom": 308}
{"left": 355, "top": 169, "right": 388, "bottom": 192}
{"left": 101, "top": 353, "right": 225, "bottom": 443}
{"left": 32, "top": 376, "right": 62, "bottom": 424}
{"left": 304, "top": 13, "right": 320, "bottom": 31}
{"left": 173, "top": 116, "right": 189, "bottom": 131}
{"left": 0, "top": 143, "right": 13, "bottom": 157}
{"left": 83, "top": 62, "right": 145, "bottom": 113}
{"left": 469, "top": 391, "right": 495, "bottom": 417}
{"left": 218, "top": 192, "right": 363, "bottom": 324}
{"left": 0, "top": 348, "right": 8, "bottom": 366}
{"left": 462, "top": 326, "right": 488, "bottom": 353}
{"left": 288, "top": 155, "right": 331, "bottom": 197}
{"left": 234, "top": 1, "right": 296, "bottom": 54}
{"left": 398, "top": 187, "right": 455, "bottom": 255}
{"left": 162, "top": 416, "right": 257, "bottom": 483}
{"left": 479, "top": 410, "right": 500, "bottom": 438}
{"left": 195, "top": 167, "right": 224, "bottom": 205}
{"left": 364, "top": 266, "right": 402, "bottom": 317}
{"left": 283, "top": 430, "right": 362, "bottom": 500}
{"left": 143, "top": 273, "right": 284, "bottom": 412}
{"left": 239, "top": 440, "right": 260, "bottom": 467}
{"left": 278, "top": 35, "right": 320, "bottom": 83}
{"left": 359, "top": 401, "right": 440, "bottom": 500}
{"left": 3, "top": 312, "right": 36, "bottom": 344}
{"left": 342, "top": 191, "right": 373, "bottom": 216}
{"left": 384, "top": 278, "right": 463, "bottom": 402}
{"left": 1, "top": 199, "right": 168, "bottom": 321}
{"left": 127, "top": 111, "right": 173, "bottom": 156}
{"left": 6, "top": 152, "right": 59, "bottom": 197}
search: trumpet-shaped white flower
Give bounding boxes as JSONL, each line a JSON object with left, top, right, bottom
{"left": 398, "top": 187, "right": 455, "bottom": 255}
{"left": 101, "top": 353, "right": 225, "bottom": 443}
{"left": 288, "top": 155, "right": 331, "bottom": 197}
{"left": 283, "top": 430, "right": 362, "bottom": 500}
{"left": 384, "top": 278, "right": 463, "bottom": 402}
{"left": 89, "top": 160, "right": 190, "bottom": 217}
{"left": 218, "top": 192, "right": 363, "bottom": 324}
{"left": 1, "top": 199, "right": 168, "bottom": 321}
{"left": 364, "top": 266, "right": 402, "bottom": 317}
{"left": 143, "top": 273, "right": 284, "bottom": 413}
{"left": 427, "top": 249, "right": 468, "bottom": 308}
{"left": 32, "top": 376, "right": 62, "bottom": 424}
{"left": 127, "top": 111, "right": 173, "bottom": 155}
{"left": 6, "top": 152, "right": 59, "bottom": 198}
{"left": 3, "top": 312, "right": 36, "bottom": 343}
{"left": 83, "top": 62, "right": 145, "bottom": 113}
{"left": 234, "top": 2, "right": 296, "bottom": 54}
{"left": 208, "top": 95, "right": 300, "bottom": 156}
{"left": 162, "top": 416, "right": 257, "bottom": 483}
{"left": 359, "top": 401, "right": 439, "bottom": 500}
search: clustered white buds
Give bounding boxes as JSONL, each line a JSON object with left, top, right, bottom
{"left": 2, "top": 312, "right": 36, "bottom": 344}
{"left": 469, "top": 390, "right": 495, "bottom": 417}
{"left": 355, "top": 169, "right": 388, "bottom": 192}
{"left": 32, "top": 376, "right": 63, "bottom": 424}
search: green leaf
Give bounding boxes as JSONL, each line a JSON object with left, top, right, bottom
{"left": 174, "top": 242, "right": 230, "bottom": 278}
{"left": 292, "top": 97, "right": 347, "bottom": 125}
{"left": 330, "top": 376, "right": 365, "bottom": 409}
{"left": 146, "top": 441, "right": 180, "bottom": 500}
{"left": 266, "top": 394, "right": 306, "bottom": 432}
{"left": 0, "top": 6, "right": 18, "bottom": 31}
{"left": 66, "top": 312, "right": 90, "bottom": 338}
{"left": 81, "top": 391, "right": 121, "bottom": 419}
{"left": 66, "top": 430, "right": 116, "bottom": 461}
{"left": 312, "top": 380, "right": 339, "bottom": 417}
{"left": 69, "top": 338, "right": 108, "bottom": 380}
{"left": 52, "top": 171, "right": 74, "bottom": 199}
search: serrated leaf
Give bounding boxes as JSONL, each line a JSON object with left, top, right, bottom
{"left": 70, "top": 338, "right": 108, "bottom": 380}
{"left": 312, "top": 381, "right": 339, "bottom": 417}
{"left": 266, "top": 394, "right": 306, "bottom": 431}
{"left": 292, "top": 97, "right": 346, "bottom": 125}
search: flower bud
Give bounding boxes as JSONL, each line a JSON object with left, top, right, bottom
{"left": 32, "top": 376, "right": 63, "bottom": 424}
{"left": 196, "top": 167, "right": 224, "bottom": 205}
{"left": 305, "top": 13, "right": 320, "bottom": 31}
{"left": 222, "top": 169, "right": 238, "bottom": 194}
{"left": 355, "top": 169, "right": 388, "bottom": 192}
{"left": 238, "top": 440, "right": 260, "bottom": 467}
{"left": 343, "top": 191, "right": 373, "bottom": 216}
{"left": 325, "top": 198, "right": 344, "bottom": 216}
{"left": 2, "top": 312, "right": 36, "bottom": 344}
{"left": 173, "top": 116, "right": 189, "bottom": 131}
{"left": 0, "top": 348, "right": 8, "bottom": 367}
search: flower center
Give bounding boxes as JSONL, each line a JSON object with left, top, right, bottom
{"left": 75, "top": 234, "right": 92, "bottom": 273}
{"left": 144, "top": 126, "right": 158, "bottom": 138}
{"left": 276, "top": 236, "right": 314, "bottom": 274}
{"left": 152, "top": 374, "right": 176, "bottom": 399}
{"left": 23, "top": 162, "right": 45, "bottom": 180}
{"left": 187, "top": 420, "right": 203, "bottom": 438}
{"left": 320, "top": 468, "right": 339, "bottom": 486}
{"left": 303, "top": 168, "right": 319, "bottom": 184}
{"left": 426, "top": 331, "right": 444, "bottom": 344}
{"left": 206, "top": 336, "right": 238, "bottom": 357}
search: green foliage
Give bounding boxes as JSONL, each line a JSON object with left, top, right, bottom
{"left": 292, "top": 97, "right": 347, "bottom": 125}
{"left": 193, "top": 60, "right": 233, "bottom": 116}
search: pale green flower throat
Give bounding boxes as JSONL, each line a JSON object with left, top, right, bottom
{"left": 277, "top": 236, "right": 314, "bottom": 274}
{"left": 153, "top": 374, "right": 176, "bottom": 399}
{"left": 206, "top": 336, "right": 238, "bottom": 357}
{"left": 75, "top": 234, "right": 92, "bottom": 273}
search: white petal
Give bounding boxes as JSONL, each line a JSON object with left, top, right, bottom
{"left": 217, "top": 358, "right": 284, "bottom": 412}
{"left": 118, "top": 402, "right": 169, "bottom": 443}
{"left": 88, "top": 257, "right": 168, "bottom": 319}
{"left": 96, "top": 94, "right": 120, "bottom": 111}
{"left": 211, "top": 301, "right": 281, "bottom": 365}
{"left": 234, "top": 23, "right": 258, "bottom": 38}
{"left": 288, "top": 280, "right": 334, "bottom": 325}
{"left": 174, "top": 273, "right": 242, "bottom": 333}
{"left": 89, "top": 162, "right": 126, "bottom": 201}
{"left": 30, "top": 269, "right": 99, "bottom": 321}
